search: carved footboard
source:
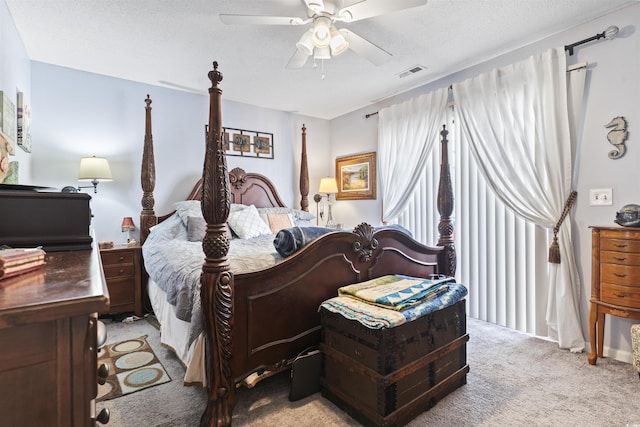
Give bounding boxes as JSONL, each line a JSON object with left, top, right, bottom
{"left": 231, "top": 223, "right": 447, "bottom": 382}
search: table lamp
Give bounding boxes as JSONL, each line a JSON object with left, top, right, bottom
{"left": 318, "top": 177, "right": 338, "bottom": 228}
{"left": 121, "top": 217, "right": 136, "bottom": 245}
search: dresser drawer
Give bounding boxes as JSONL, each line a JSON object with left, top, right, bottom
{"left": 600, "top": 263, "right": 640, "bottom": 287}
{"left": 600, "top": 238, "right": 640, "bottom": 253}
{"left": 601, "top": 283, "right": 640, "bottom": 308}
{"left": 101, "top": 251, "right": 135, "bottom": 266}
{"left": 601, "top": 250, "right": 640, "bottom": 266}
{"left": 103, "top": 264, "right": 135, "bottom": 279}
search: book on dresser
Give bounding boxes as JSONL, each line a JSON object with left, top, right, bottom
{"left": 0, "top": 247, "right": 46, "bottom": 280}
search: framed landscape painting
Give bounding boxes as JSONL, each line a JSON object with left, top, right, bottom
{"left": 335, "top": 152, "right": 376, "bottom": 200}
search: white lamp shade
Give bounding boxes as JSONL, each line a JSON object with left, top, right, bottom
{"left": 78, "top": 156, "right": 112, "bottom": 181}
{"left": 296, "top": 29, "right": 314, "bottom": 55}
{"left": 330, "top": 27, "right": 349, "bottom": 56}
{"left": 319, "top": 177, "right": 338, "bottom": 194}
{"left": 313, "top": 46, "right": 331, "bottom": 60}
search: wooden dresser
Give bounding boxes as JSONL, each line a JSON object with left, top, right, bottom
{"left": 100, "top": 245, "right": 142, "bottom": 316}
{"left": 589, "top": 226, "right": 640, "bottom": 365}
{"left": 0, "top": 247, "right": 110, "bottom": 426}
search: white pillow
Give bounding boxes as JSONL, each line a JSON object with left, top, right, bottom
{"left": 228, "top": 205, "right": 272, "bottom": 239}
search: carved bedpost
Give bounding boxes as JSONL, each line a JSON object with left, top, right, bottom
{"left": 200, "top": 62, "right": 234, "bottom": 427}
{"left": 140, "top": 94, "right": 157, "bottom": 245}
{"left": 436, "top": 124, "right": 457, "bottom": 277}
{"left": 299, "top": 124, "right": 309, "bottom": 212}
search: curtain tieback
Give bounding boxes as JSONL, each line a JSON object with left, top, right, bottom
{"left": 549, "top": 190, "right": 578, "bottom": 264}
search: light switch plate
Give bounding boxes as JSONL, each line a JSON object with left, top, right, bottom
{"left": 589, "top": 188, "right": 613, "bottom": 206}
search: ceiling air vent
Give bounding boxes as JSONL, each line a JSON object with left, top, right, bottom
{"left": 397, "top": 65, "right": 427, "bottom": 79}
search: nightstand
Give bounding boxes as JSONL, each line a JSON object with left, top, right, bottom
{"left": 99, "top": 245, "right": 143, "bottom": 316}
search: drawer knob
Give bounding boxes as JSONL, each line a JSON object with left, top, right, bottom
{"left": 613, "top": 293, "right": 628, "bottom": 298}
{"left": 96, "top": 407, "right": 110, "bottom": 424}
{"left": 119, "top": 269, "right": 125, "bottom": 274}
{"left": 613, "top": 257, "right": 626, "bottom": 261}
{"left": 614, "top": 273, "right": 627, "bottom": 278}
{"left": 614, "top": 244, "right": 627, "bottom": 248}
{"left": 97, "top": 363, "right": 109, "bottom": 384}
{"left": 119, "top": 256, "right": 124, "bottom": 261}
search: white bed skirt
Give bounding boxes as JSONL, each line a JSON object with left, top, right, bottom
{"left": 148, "top": 278, "right": 207, "bottom": 386}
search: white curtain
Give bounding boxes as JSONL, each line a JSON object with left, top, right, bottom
{"left": 452, "top": 47, "right": 584, "bottom": 351}
{"left": 378, "top": 88, "right": 448, "bottom": 223}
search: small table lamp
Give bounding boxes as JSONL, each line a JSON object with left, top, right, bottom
{"left": 318, "top": 177, "right": 338, "bottom": 228}
{"left": 121, "top": 217, "right": 136, "bottom": 245}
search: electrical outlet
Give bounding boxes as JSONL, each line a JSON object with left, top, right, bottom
{"left": 589, "top": 188, "right": 613, "bottom": 206}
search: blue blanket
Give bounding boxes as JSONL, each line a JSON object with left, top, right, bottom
{"left": 273, "top": 226, "right": 334, "bottom": 257}
{"left": 273, "top": 224, "right": 413, "bottom": 258}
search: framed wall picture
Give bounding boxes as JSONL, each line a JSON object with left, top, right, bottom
{"left": 0, "top": 91, "right": 16, "bottom": 155}
{"left": 335, "top": 152, "right": 376, "bottom": 200}
{"left": 221, "top": 127, "right": 274, "bottom": 159}
{"left": 205, "top": 126, "right": 274, "bottom": 159}
{"left": 17, "top": 92, "right": 32, "bottom": 153}
{"left": 232, "top": 133, "right": 250, "bottom": 152}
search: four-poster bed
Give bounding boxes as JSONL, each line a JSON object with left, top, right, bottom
{"left": 139, "top": 62, "right": 457, "bottom": 426}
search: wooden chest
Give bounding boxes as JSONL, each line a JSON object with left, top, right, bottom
{"left": 588, "top": 226, "right": 640, "bottom": 365}
{"left": 320, "top": 300, "right": 468, "bottom": 427}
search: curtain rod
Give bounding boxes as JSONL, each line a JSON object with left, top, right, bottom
{"left": 364, "top": 58, "right": 589, "bottom": 120}
{"left": 565, "top": 25, "right": 619, "bottom": 56}
{"left": 365, "top": 85, "right": 453, "bottom": 119}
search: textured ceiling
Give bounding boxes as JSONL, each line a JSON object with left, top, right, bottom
{"left": 5, "top": 0, "right": 635, "bottom": 119}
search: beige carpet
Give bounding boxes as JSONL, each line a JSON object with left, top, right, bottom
{"left": 100, "top": 316, "right": 640, "bottom": 427}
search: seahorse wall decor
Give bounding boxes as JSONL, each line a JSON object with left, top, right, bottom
{"left": 605, "top": 116, "right": 628, "bottom": 159}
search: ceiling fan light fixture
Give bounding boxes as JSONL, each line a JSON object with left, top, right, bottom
{"left": 314, "top": 46, "right": 331, "bottom": 60}
{"left": 311, "top": 16, "right": 332, "bottom": 48}
{"left": 296, "top": 29, "right": 314, "bottom": 55}
{"left": 330, "top": 27, "right": 349, "bottom": 56}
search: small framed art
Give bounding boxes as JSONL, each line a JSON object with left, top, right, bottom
{"left": 17, "top": 92, "right": 31, "bottom": 153}
{"left": 221, "top": 127, "right": 274, "bottom": 159}
{"left": 335, "top": 152, "right": 376, "bottom": 200}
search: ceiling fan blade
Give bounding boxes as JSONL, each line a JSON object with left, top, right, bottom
{"left": 303, "top": 0, "right": 325, "bottom": 14}
{"left": 342, "top": 29, "right": 391, "bottom": 65}
{"left": 219, "top": 14, "right": 307, "bottom": 26}
{"left": 286, "top": 48, "right": 311, "bottom": 69}
{"left": 337, "top": 0, "right": 428, "bottom": 22}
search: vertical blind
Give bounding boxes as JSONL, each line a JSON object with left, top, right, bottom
{"left": 398, "top": 112, "right": 548, "bottom": 336}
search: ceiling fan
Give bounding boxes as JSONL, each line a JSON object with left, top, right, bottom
{"left": 219, "top": 0, "right": 428, "bottom": 69}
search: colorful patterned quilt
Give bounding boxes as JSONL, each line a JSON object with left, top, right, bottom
{"left": 321, "top": 275, "right": 468, "bottom": 329}
{"left": 338, "top": 274, "right": 456, "bottom": 311}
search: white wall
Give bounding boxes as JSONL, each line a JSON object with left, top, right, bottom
{"left": 26, "top": 62, "right": 330, "bottom": 245}
{"left": 329, "top": 3, "right": 640, "bottom": 361}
